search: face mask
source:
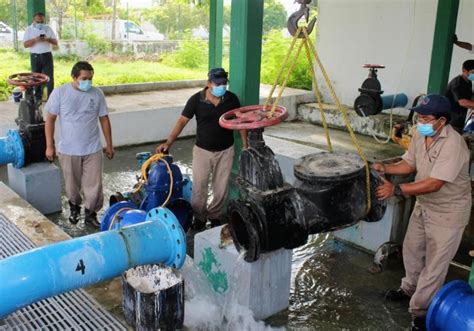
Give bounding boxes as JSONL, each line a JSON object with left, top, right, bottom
{"left": 417, "top": 123, "right": 435, "bottom": 137}
{"left": 35, "top": 23, "right": 44, "bottom": 30}
{"left": 211, "top": 85, "right": 226, "bottom": 97}
{"left": 468, "top": 73, "right": 474, "bottom": 81}
{"left": 78, "top": 80, "right": 92, "bottom": 92}
{"left": 417, "top": 118, "right": 441, "bottom": 137}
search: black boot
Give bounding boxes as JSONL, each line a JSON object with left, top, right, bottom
{"left": 384, "top": 288, "right": 411, "bottom": 301}
{"left": 207, "top": 218, "right": 222, "bottom": 228}
{"left": 85, "top": 209, "right": 100, "bottom": 228}
{"left": 411, "top": 316, "right": 426, "bottom": 331}
{"left": 191, "top": 217, "right": 206, "bottom": 231}
{"left": 68, "top": 201, "right": 81, "bottom": 224}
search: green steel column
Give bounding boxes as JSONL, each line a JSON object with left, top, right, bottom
{"left": 209, "top": 0, "right": 224, "bottom": 70}
{"left": 228, "top": 0, "right": 264, "bottom": 199}
{"left": 427, "top": 0, "right": 460, "bottom": 94}
{"left": 27, "top": 0, "right": 45, "bottom": 24}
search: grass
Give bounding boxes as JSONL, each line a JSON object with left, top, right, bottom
{"left": 0, "top": 48, "right": 206, "bottom": 101}
{"left": 0, "top": 33, "right": 312, "bottom": 102}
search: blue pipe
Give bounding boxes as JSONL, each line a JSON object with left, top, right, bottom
{"left": 426, "top": 280, "right": 474, "bottom": 331}
{"left": 381, "top": 93, "right": 408, "bottom": 110}
{"left": 0, "top": 207, "right": 186, "bottom": 318}
{"left": 0, "top": 130, "right": 25, "bottom": 168}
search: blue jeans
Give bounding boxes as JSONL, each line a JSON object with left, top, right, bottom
{"left": 30, "top": 52, "right": 54, "bottom": 101}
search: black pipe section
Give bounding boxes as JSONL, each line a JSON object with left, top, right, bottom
{"left": 354, "top": 66, "right": 384, "bottom": 116}
{"left": 228, "top": 130, "right": 386, "bottom": 262}
{"left": 16, "top": 89, "right": 46, "bottom": 166}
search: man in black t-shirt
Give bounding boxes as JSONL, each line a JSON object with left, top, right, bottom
{"left": 156, "top": 68, "right": 248, "bottom": 229}
{"left": 445, "top": 59, "right": 474, "bottom": 133}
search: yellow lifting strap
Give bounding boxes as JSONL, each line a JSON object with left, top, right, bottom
{"left": 264, "top": 26, "right": 372, "bottom": 213}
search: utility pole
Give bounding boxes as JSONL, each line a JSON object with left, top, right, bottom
{"left": 111, "top": 0, "right": 117, "bottom": 41}
{"left": 12, "top": 0, "right": 19, "bottom": 51}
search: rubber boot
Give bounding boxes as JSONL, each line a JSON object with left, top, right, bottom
{"left": 84, "top": 209, "right": 100, "bottom": 228}
{"left": 68, "top": 201, "right": 81, "bottom": 224}
{"left": 191, "top": 217, "right": 206, "bottom": 231}
{"left": 411, "top": 316, "right": 426, "bottom": 331}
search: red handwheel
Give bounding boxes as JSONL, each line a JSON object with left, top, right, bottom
{"left": 362, "top": 64, "right": 385, "bottom": 69}
{"left": 8, "top": 72, "right": 49, "bottom": 88}
{"left": 219, "top": 105, "right": 288, "bottom": 130}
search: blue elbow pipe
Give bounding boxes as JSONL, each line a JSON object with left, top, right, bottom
{"left": 0, "top": 130, "right": 25, "bottom": 168}
{"left": 0, "top": 207, "right": 186, "bottom": 318}
{"left": 382, "top": 93, "right": 408, "bottom": 110}
{"left": 426, "top": 280, "right": 474, "bottom": 331}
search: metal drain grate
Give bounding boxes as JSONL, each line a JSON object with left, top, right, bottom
{"left": 0, "top": 213, "right": 127, "bottom": 330}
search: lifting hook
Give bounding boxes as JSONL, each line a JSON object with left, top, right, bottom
{"left": 287, "top": 0, "right": 317, "bottom": 38}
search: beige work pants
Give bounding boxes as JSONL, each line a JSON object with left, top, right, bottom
{"left": 58, "top": 150, "right": 104, "bottom": 212}
{"left": 191, "top": 145, "right": 234, "bottom": 221}
{"left": 400, "top": 204, "right": 465, "bottom": 317}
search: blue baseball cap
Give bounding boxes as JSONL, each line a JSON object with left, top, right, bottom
{"left": 208, "top": 68, "right": 228, "bottom": 84}
{"left": 411, "top": 94, "right": 451, "bottom": 115}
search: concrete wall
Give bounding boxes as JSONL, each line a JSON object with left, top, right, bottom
{"left": 107, "top": 89, "right": 314, "bottom": 147}
{"left": 108, "top": 106, "right": 197, "bottom": 146}
{"left": 99, "top": 80, "right": 206, "bottom": 95}
{"left": 316, "top": 0, "right": 474, "bottom": 107}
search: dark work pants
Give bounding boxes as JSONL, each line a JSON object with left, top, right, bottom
{"left": 30, "top": 52, "right": 54, "bottom": 101}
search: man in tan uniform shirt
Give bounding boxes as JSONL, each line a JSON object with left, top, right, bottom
{"left": 372, "top": 94, "right": 471, "bottom": 331}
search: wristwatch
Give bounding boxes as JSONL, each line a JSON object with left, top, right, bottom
{"left": 393, "top": 184, "right": 403, "bottom": 197}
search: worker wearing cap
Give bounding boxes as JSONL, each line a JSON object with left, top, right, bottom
{"left": 445, "top": 59, "right": 474, "bottom": 134}
{"left": 23, "top": 11, "right": 58, "bottom": 102}
{"left": 371, "top": 94, "right": 471, "bottom": 331}
{"left": 156, "top": 68, "right": 248, "bottom": 229}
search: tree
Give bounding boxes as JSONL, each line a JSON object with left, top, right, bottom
{"left": 47, "top": 0, "right": 71, "bottom": 38}
{"left": 142, "top": 2, "right": 208, "bottom": 39}
{"left": 263, "top": 0, "right": 287, "bottom": 35}
{"left": 0, "top": 0, "right": 27, "bottom": 29}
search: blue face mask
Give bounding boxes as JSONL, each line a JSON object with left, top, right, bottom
{"left": 417, "top": 119, "right": 442, "bottom": 137}
{"left": 468, "top": 73, "right": 474, "bottom": 81}
{"left": 35, "top": 23, "right": 44, "bottom": 30}
{"left": 78, "top": 80, "right": 92, "bottom": 92}
{"left": 211, "top": 85, "right": 227, "bottom": 97}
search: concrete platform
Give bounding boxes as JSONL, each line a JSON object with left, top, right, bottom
{"left": 264, "top": 120, "right": 405, "bottom": 162}
{"left": 7, "top": 162, "right": 62, "bottom": 215}
{"left": 297, "top": 102, "right": 408, "bottom": 139}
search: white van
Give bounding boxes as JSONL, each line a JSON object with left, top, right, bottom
{"left": 0, "top": 21, "right": 24, "bottom": 43}
{"left": 90, "top": 19, "right": 164, "bottom": 41}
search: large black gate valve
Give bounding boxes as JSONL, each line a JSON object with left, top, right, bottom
{"left": 354, "top": 64, "right": 385, "bottom": 116}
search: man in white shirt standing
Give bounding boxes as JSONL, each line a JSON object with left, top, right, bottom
{"left": 44, "top": 61, "right": 114, "bottom": 228}
{"left": 23, "top": 12, "right": 58, "bottom": 102}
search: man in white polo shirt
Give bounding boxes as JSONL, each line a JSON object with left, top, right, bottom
{"left": 23, "top": 11, "right": 58, "bottom": 102}
{"left": 44, "top": 61, "right": 114, "bottom": 228}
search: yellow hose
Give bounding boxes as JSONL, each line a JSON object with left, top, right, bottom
{"left": 133, "top": 153, "right": 174, "bottom": 208}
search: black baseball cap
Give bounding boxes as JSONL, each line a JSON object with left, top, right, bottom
{"left": 33, "top": 12, "right": 45, "bottom": 17}
{"left": 411, "top": 94, "right": 451, "bottom": 116}
{"left": 208, "top": 68, "right": 228, "bottom": 84}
